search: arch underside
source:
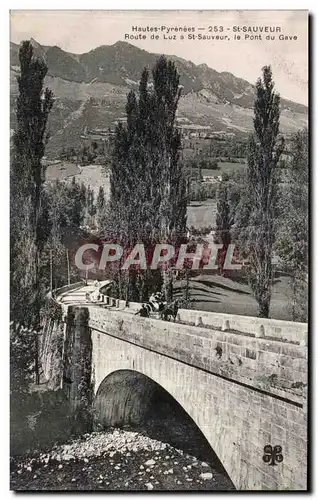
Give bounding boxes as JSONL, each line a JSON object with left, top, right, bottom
{"left": 94, "top": 369, "right": 233, "bottom": 485}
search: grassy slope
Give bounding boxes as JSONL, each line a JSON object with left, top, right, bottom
{"left": 174, "top": 273, "right": 292, "bottom": 321}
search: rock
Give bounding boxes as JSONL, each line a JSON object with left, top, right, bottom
{"left": 200, "top": 472, "right": 213, "bottom": 480}
{"left": 58, "top": 464, "right": 63, "bottom": 469}
{"left": 201, "top": 461, "right": 209, "bottom": 467}
{"left": 145, "top": 459, "right": 155, "bottom": 466}
{"left": 140, "top": 465, "right": 144, "bottom": 470}
{"left": 167, "top": 468, "right": 174, "bottom": 474}
{"left": 146, "top": 483, "right": 154, "bottom": 490}
{"left": 33, "top": 475, "right": 37, "bottom": 479}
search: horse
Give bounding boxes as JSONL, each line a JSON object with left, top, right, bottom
{"left": 135, "top": 295, "right": 179, "bottom": 322}
{"left": 160, "top": 299, "right": 179, "bottom": 322}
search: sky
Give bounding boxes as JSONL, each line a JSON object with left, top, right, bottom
{"left": 10, "top": 10, "right": 308, "bottom": 105}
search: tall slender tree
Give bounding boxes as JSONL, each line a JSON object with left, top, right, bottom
{"left": 215, "top": 177, "right": 233, "bottom": 274}
{"left": 276, "top": 128, "right": 308, "bottom": 321}
{"left": 237, "top": 66, "right": 284, "bottom": 317}
{"left": 107, "top": 56, "right": 187, "bottom": 301}
{"left": 11, "top": 41, "right": 54, "bottom": 326}
{"left": 10, "top": 41, "right": 53, "bottom": 384}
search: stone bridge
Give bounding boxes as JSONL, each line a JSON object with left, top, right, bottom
{"left": 41, "top": 283, "right": 308, "bottom": 491}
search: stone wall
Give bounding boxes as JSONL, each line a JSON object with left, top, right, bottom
{"left": 40, "top": 316, "right": 65, "bottom": 389}
{"left": 88, "top": 307, "right": 307, "bottom": 405}
{"left": 100, "top": 293, "right": 307, "bottom": 344}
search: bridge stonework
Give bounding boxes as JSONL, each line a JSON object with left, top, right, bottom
{"left": 51, "top": 301, "right": 307, "bottom": 491}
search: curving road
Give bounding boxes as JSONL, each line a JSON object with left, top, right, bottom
{"left": 56, "top": 281, "right": 137, "bottom": 314}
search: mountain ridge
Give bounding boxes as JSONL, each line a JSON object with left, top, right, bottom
{"left": 10, "top": 38, "right": 307, "bottom": 112}
{"left": 10, "top": 39, "right": 308, "bottom": 156}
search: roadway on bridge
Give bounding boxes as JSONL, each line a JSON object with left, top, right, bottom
{"left": 56, "top": 281, "right": 135, "bottom": 314}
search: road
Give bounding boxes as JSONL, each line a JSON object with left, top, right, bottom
{"left": 56, "top": 281, "right": 137, "bottom": 314}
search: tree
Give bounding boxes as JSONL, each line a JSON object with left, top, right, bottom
{"left": 11, "top": 40, "right": 54, "bottom": 324}
{"left": 215, "top": 177, "right": 233, "bottom": 273}
{"left": 276, "top": 129, "right": 308, "bottom": 321}
{"left": 10, "top": 40, "right": 54, "bottom": 383}
{"left": 236, "top": 66, "right": 284, "bottom": 317}
{"left": 107, "top": 56, "right": 187, "bottom": 302}
{"left": 96, "top": 185, "right": 105, "bottom": 213}
{"left": 41, "top": 179, "right": 87, "bottom": 290}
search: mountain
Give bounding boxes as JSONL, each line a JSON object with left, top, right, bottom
{"left": 10, "top": 39, "right": 308, "bottom": 157}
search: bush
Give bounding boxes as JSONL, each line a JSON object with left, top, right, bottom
{"left": 210, "top": 160, "right": 219, "bottom": 169}
{"left": 10, "top": 389, "right": 72, "bottom": 455}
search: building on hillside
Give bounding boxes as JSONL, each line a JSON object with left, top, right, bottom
{"left": 178, "top": 124, "right": 212, "bottom": 140}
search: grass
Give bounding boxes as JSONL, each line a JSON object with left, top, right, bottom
{"left": 45, "top": 162, "right": 110, "bottom": 194}
{"left": 46, "top": 163, "right": 80, "bottom": 181}
{"left": 216, "top": 162, "right": 246, "bottom": 175}
{"left": 174, "top": 273, "right": 293, "bottom": 321}
{"left": 187, "top": 200, "right": 217, "bottom": 230}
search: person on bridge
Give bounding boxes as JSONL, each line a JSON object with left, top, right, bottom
{"left": 149, "top": 291, "right": 165, "bottom": 312}
{"left": 135, "top": 304, "right": 150, "bottom": 318}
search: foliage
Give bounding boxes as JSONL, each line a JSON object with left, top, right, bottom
{"left": 275, "top": 129, "right": 308, "bottom": 321}
{"left": 105, "top": 56, "right": 188, "bottom": 301}
{"left": 215, "top": 179, "right": 233, "bottom": 249}
{"left": 41, "top": 178, "right": 87, "bottom": 289}
{"left": 190, "top": 182, "right": 217, "bottom": 201}
{"left": 10, "top": 389, "right": 72, "bottom": 455}
{"left": 200, "top": 136, "right": 247, "bottom": 160}
{"left": 10, "top": 41, "right": 54, "bottom": 387}
{"left": 10, "top": 322, "right": 37, "bottom": 392}
{"left": 43, "top": 297, "right": 63, "bottom": 322}
{"left": 234, "top": 66, "right": 284, "bottom": 317}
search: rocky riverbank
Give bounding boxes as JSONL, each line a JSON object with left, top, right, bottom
{"left": 10, "top": 428, "right": 234, "bottom": 491}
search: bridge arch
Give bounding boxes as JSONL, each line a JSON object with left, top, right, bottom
{"left": 93, "top": 369, "right": 233, "bottom": 484}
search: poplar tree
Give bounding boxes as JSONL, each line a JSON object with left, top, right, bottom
{"left": 108, "top": 56, "right": 187, "bottom": 301}
{"left": 10, "top": 41, "right": 54, "bottom": 383}
{"left": 215, "top": 178, "right": 233, "bottom": 273}
{"left": 11, "top": 41, "right": 54, "bottom": 326}
{"left": 238, "top": 66, "right": 284, "bottom": 317}
{"left": 276, "top": 129, "right": 308, "bottom": 321}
